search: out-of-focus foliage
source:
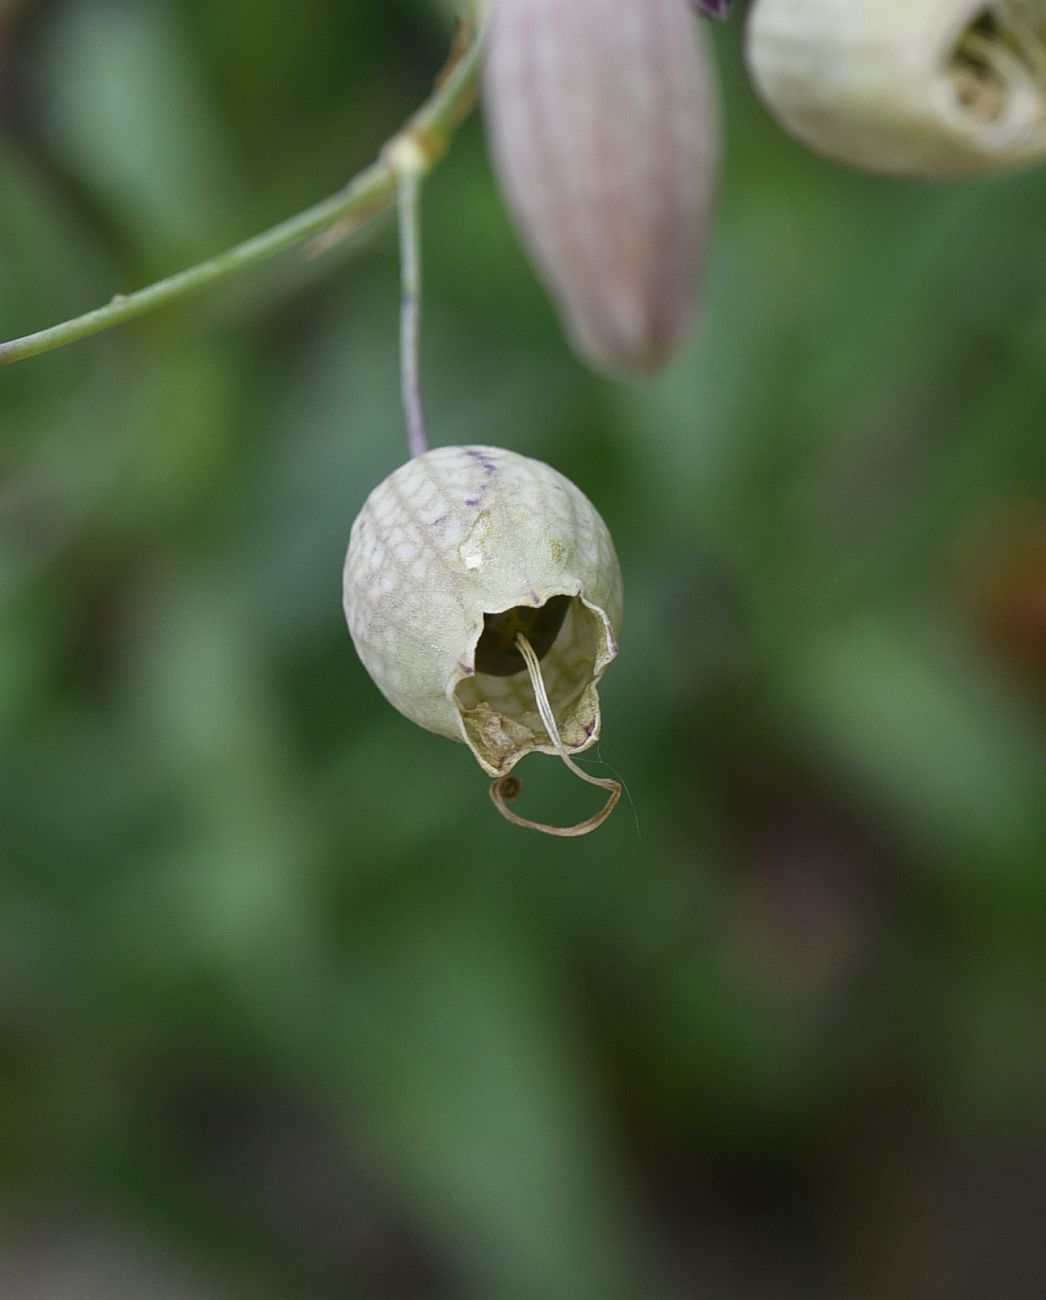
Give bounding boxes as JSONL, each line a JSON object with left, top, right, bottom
{"left": 1, "top": 3, "right": 1044, "bottom": 1297}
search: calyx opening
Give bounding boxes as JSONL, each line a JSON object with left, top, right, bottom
{"left": 453, "top": 592, "right": 614, "bottom": 777}
{"left": 474, "top": 594, "right": 571, "bottom": 676}
{"left": 950, "top": 5, "right": 1046, "bottom": 125}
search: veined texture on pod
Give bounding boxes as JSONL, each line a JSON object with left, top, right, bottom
{"left": 746, "top": 0, "right": 1046, "bottom": 178}
{"left": 483, "top": 0, "right": 720, "bottom": 374}
{"left": 343, "top": 445, "right": 622, "bottom": 778}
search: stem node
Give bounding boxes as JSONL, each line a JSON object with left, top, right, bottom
{"left": 0, "top": 25, "right": 483, "bottom": 366}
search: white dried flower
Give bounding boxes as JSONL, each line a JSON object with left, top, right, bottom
{"left": 746, "top": 0, "right": 1046, "bottom": 178}
{"left": 483, "top": 0, "right": 721, "bottom": 374}
{"left": 343, "top": 445, "right": 623, "bottom": 833}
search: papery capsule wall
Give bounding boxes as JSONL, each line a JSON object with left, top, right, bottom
{"left": 483, "top": 0, "right": 721, "bottom": 374}
{"left": 344, "top": 446, "right": 622, "bottom": 777}
{"left": 747, "top": 0, "right": 1046, "bottom": 178}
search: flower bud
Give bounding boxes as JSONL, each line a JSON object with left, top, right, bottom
{"left": 746, "top": 0, "right": 1046, "bottom": 178}
{"left": 343, "top": 446, "right": 622, "bottom": 792}
{"left": 483, "top": 0, "right": 721, "bottom": 374}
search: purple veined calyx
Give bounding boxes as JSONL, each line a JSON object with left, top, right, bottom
{"left": 343, "top": 445, "right": 625, "bottom": 836}
{"left": 693, "top": 0, "right": 733, "bottom": 18}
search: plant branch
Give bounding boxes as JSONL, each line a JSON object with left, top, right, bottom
{"left": 0, "top": 22, "right": 483, "bottom": 368}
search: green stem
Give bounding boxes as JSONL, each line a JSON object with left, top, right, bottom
{"left": 0, "top": 24, "right": 483, "bottom": 367}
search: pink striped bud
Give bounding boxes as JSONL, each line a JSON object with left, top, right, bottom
{"left": 483, "top": 0, "right": 721, "bottom": 375}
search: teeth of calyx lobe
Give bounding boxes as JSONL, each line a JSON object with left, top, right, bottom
{"left": 483, "top": 0, "right": 721, "bottom": 375}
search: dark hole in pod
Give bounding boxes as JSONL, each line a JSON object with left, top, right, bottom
{"left": 474, "top": 595, "right": 572, "bottom": 677}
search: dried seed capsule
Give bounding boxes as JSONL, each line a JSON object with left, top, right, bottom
{"left": 483, "top": 0, "right": 721, "bottom": 374}
{"left": 343, "top": 446, "right": 622, "bottom": 791}
{"left": 746, "top": 0, "right": 1046, "bottom": 178}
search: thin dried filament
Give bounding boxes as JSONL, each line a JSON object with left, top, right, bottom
{"left": 490, "top": 634, "right": 621, "bottom": 837}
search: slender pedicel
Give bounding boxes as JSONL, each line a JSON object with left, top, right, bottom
{"left": 390, "top": 137, "right": 430, "bottom": 458}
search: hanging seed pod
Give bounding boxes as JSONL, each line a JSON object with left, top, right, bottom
{"left": 344, "top": 445, "right": 624, "bottom": 834}
{"left": 483, "top": 0, "right": 721, "bottom": 374}
{"left": 746, "top": 0, "right": 1046, "bottom": 178}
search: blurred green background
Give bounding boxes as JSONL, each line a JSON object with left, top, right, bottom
{"left": 2, "top": 2, "right": 1045, "bottom": 1296}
